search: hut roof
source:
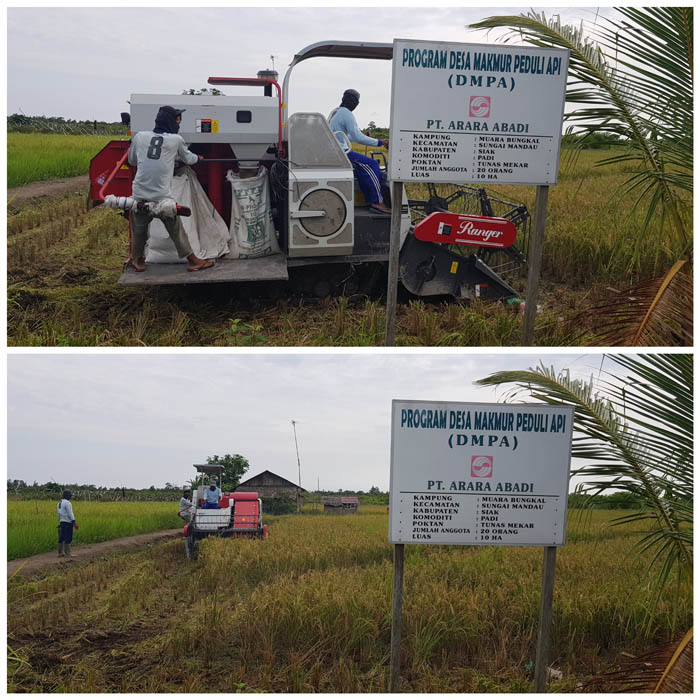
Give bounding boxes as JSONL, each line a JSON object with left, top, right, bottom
{"left": 236, "top": 470, "right": 307, "bottom": 492}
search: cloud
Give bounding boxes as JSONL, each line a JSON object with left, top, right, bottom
{"left": 8, "top": 6, "right": 614, "bottom": 122}
{"left": 8, "top": 353, "right": 609, "bottom": 490}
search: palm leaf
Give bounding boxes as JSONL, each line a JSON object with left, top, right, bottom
{"left": 476, "top": 355, "right": 693, "bottom": 594}
{"left": 469, "top": 8, "right": 692, "bottom": 253}
{"left": 572, "top": 263, "right": 692, "bottom": 346}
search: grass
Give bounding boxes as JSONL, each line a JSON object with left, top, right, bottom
{"left": 6, "top": 144, "right": 690, "bottom": 346}
{"left": 7, "top": 508, "right": 692, "bottom": 692}
{"left": 7, "top": 133, "right": 119, "bottom": 188}
{"left": 7, "top": 501, "right": 181, "bottom": 559}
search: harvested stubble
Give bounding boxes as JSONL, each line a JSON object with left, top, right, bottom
{"left": 7, "top": 148, "right": 689, "bottom": 346}
{"left": 7, "top": 508, "right": 691, "bottom": 692}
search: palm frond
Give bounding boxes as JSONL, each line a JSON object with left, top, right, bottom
{"left": 654, "top": 627, "right": 694, "bottom": 692}
{"left": 571, "top": 264, "right": 692, "bottom": 346}
{"left": 476, "top": 355, "right": 693, "bottom": 589}
{"left": 469, "top": 8, "right": 692, "bottom": 249}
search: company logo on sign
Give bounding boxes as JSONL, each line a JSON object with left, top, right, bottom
{"left": 469, "top": 96, "right": 491, "bottom": 118}
{"left": 471, "top": 456, "right": 493, "bottom": 478}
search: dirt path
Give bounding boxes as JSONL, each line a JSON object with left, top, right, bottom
{"left": 7, "top": 174, "right": 89, "bottom": 210}
{"left": 8, "top": 529, "right": 182, "bottom": 579}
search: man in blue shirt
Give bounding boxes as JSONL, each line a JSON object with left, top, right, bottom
{"left": 329, "top": 89, "right": 391, "bottom": 214}
{"left": 203, "top": 481, "right": 222, "bottom": 509}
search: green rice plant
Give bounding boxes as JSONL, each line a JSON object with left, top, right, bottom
{"left": 7, "top": 500, "right": 181, "bottom": 559}
{"left": 7, "top": 133, "right": 119, "bottom": 187}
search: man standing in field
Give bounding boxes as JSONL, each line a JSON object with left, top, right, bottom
{"left": 328, "top": 89, "right": 391, "bottom": 215}
{"left": 57, "top": 490, "right": 78, "bottom": 557}
{"left": 127, "top": 105, "right": 214, "bottom": 272}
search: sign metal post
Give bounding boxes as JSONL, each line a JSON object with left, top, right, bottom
{"left": 385, "top": 181, "right": 405, "bottom": 346}
{"left": 389, "top": 543, "right": 405, "bottom": 691}
{"left": 534, "top": 545, "right": 558, "bottom": 692}
{"left": 522, "top": 185, "right": 550, "bottom": 345}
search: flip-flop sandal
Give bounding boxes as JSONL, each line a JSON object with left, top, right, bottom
{"left": 126, "top": 259, "right": 146, "bottom": 272}
{"left": 369, "top": 205, "right": 392, "bottom": 215}
{"left": 188, "top": 260, "right": 214, "bottom": 272}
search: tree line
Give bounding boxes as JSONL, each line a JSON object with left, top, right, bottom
{"left": 7, "top": 113, "right": 126, "bottom": 135}
{"left": 560, "top": 131, "right": 624, "bottom": 149}
{"left": 7, "top": 451, "right": 654, "bottom": 511}
{"left": 8, "top": 478, "right": 648, "bottom": 510}
{"left": 7, "top": 112, "right": 624, "bottom": 150}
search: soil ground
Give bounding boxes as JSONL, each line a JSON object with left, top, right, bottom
{"left": 7, "top": 175, "right": 89, "bottom": 210}
{"left": 8, "top": 529, "right": 181, "bottom": 578}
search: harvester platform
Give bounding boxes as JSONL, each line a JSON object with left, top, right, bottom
{"left": 117, "top": 253, "right": 289, "bottom": 286}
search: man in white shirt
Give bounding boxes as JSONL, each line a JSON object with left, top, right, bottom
{"left": 127, "top": 105, "right": 214, "bottom": 272}
{"left": 57, "top": 490, "right": 78, "bottom": 557}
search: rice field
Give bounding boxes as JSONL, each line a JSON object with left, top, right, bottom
{"left": 7, "top": 508, "right": 691, "bottom": 692}
{"left": 6, "top": 139, "right": 690, "bottom": 346}
{"left": 7, "top": 133, "right": 118, "bottom": 188}
{"left": 7, "top": 500, "right": 181, "bottom": 559}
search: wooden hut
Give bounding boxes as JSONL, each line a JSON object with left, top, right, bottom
{"left": 322, "top": 496, "right": 359, "bottom": 514}
{"left": 235, "top": 470, "right": 306, "bottom": 508}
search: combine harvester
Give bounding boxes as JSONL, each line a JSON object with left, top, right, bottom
{"left": 183, "top": 464, "right": 268, "bottom": 559}
{"left": 90, "top": 41, "right": 530, "bottom": 301}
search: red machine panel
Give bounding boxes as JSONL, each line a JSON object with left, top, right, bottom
{"left": 231, "top": 491, "right": 259, "bottom": 501}
{"left": 89, "top": 140, "right": 132, "bottom": 205}
{"left": 414, "top": 212, "right": 517, "bottom": 249}
{"left": 233, "top": 499, "right": 260, "bottom": 528}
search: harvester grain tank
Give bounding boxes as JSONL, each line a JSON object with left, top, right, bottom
{"left": 90, "top": 41, "right": 530, "bottom": 300}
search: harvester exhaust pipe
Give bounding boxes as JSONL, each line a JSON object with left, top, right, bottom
{"left": 257, "top": 69, "right": 278, "bottom": 97}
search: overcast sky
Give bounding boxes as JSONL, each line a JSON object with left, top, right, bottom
{"left": 7, "top": 5, "right": 613, "bottom": 125}
{"left": 8, "top": 352, "right": 621, "bottom": 492}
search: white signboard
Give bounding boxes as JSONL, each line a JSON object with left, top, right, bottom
{"left": 388, "top": 39, "right": 569, "bottom": 185}
{"left": 389, "top": 400, "right": 574, "bottom": 546}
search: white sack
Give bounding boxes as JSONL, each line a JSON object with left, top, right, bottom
{"left": 226, "top": 168, "right": 280, "bottom": 259}
{"left": 145, "top": 167, "right": 230, "bottom": 263}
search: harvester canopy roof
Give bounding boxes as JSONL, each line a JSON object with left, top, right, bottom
{"left": 193, "top": 464, "right": 225, "bottom": 475}
{"left": 281, "top": 40, "right": 394, "bottom": 139}
{"left": 290, "top": 41, "right": 393, "bottom": 67}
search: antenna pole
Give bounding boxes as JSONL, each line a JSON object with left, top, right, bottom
{"left": 292, "top": 420, "right": 302, "bottom": 510}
